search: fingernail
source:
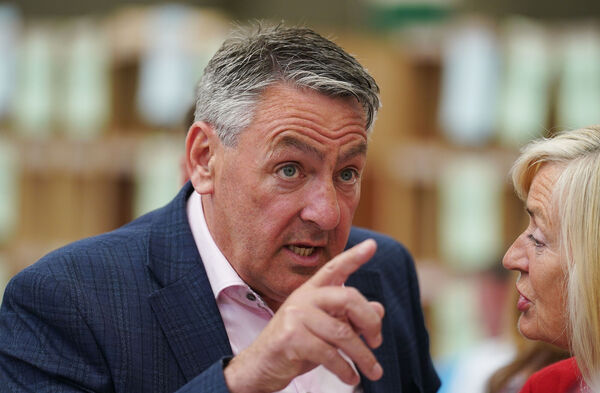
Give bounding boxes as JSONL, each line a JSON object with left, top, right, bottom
{"left": 371, "top": 362, "right": 383, "bottom": 378}
{"left": 358, "top": 239, "right": 375, "bottom": 254}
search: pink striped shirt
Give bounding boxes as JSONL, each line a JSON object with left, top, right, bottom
{"left": 187, "top": 191, "right": 361, "bottom": 393}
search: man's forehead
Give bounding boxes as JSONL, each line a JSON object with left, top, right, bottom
{"left": 274, "top": 135, "right": 325, "bottom": 161}
{"left": 256, "top": 84, "right": 368, "bottom": 126}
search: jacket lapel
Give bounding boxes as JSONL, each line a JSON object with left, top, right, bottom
{"left": 146, "top": 183, "right": 233, "bottom": 381}
{"left": 347, "top": 268, "right": 403, "bottom": 393}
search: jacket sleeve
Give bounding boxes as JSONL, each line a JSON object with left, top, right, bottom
{"left": 375, "top": 237, "right": 441, "bottom": 393}
{"left": 404, "top": 246, "right": 441, "bottom": 393}
{"left": 0, "top": 268, "right": 236, "bottom": 393}
{"left": 174, "top": 360, "right": 231, "bottom": 393}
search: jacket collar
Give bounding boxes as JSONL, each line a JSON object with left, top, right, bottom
{"left": 146, "top": 182, "right": 233, "bottom": 380}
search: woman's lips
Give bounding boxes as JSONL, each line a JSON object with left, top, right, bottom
{"left": 517, "top": 293, "right": 531, "bottom": 312}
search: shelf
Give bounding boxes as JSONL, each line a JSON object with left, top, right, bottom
{"left": 384, "top": 140, "right": 520, "bottom": 186}
{"left": 2, "top": 133, "right": 184, "bottom": 175}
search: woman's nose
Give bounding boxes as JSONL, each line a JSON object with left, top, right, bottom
{"left": 503, "top": 233, "right": 529, "bottom": 273}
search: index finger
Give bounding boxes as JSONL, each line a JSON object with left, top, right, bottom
{"left": 309, "top": 239, "right": 377, "bottom": 287}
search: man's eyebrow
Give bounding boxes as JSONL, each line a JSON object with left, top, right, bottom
{"left": 338, "top": 142, "right": 367, "bottom": 165}
{"left": 275, "top": 136, "right": 325, "bottom": 161}
{"left": 272, "top": 135, "right": 367, "bottom": 164}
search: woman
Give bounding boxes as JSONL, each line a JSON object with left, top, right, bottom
{"left": 503, "top": 125, "right": 600, "bottom": 392}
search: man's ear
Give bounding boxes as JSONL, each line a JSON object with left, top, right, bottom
{"left": 185, "top": 121, "right": 219, "bottom": 194}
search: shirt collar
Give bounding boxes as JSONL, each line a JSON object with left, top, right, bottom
{"left": 186, "top": 191, "right": 249, "bottom": 299}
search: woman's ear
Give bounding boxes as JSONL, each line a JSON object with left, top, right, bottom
{"left": 185, "top": 121, "right": 219, "bottom": 194}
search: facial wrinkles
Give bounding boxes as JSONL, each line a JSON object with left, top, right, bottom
{"left": 266, "top": 132, "right": 367, "bottom": 168}
{"left": 262, "top": 117, "right": 367, "bottom": 150}
{"left": 256, "top": 88, "right": 367, "bottom": 141}
{"left": 269, "top": 135, "right": 325, "bottom": 163}
{"left": 527, "top": 167, "right": 561, "bottom": 242}
{"left": 338, "top": 143, "right": 367, "bottom": 166}
{"left": 524, "top": 171, "right": 560, "bottom": 285}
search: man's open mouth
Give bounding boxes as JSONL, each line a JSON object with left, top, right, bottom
{"left": 287, "top": 245, "right": 316, "bottom": 257}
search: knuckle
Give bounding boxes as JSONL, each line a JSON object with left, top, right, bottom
{"left": 344, "top": 287, "right": 361, "bottom": 302}
{"left": 279, "top": 305, "right": 305, "bottom": 323}
{"left": 342, "top": 287, "right": 362, "bottom": 309}
{"left": 283, "top": 346, "right": 302, "bottom": 362}
{"left": 323, "top": 347, "right": 339, "bottom": 363}
{"left": 281, "top": 304, "right": 301, "bottom": 316}
{"left": 324, "top": 262, "right": 337, "bottom": 273}
{"left": 280, "top": 321, "right": 298, "bottom": 341}
{"left": 333, "top": 322, "right": 354, "bottom": 341}
{"left": 276, "top": 312, "right": 302, "bottom": 343}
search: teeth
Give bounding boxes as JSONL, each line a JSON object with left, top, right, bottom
{"left": 288, "top": 245, "right": 315, "bottom": 257}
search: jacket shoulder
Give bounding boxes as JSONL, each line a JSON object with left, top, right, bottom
{"left": 347, "top": 226, "right": 413, "bottom": 263}
{"left": 21, "top": 211, "right": 155, "bottom": 277}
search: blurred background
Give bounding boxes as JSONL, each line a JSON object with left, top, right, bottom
{"left": 1, "top": 0, "right": 598, "bottom": 391}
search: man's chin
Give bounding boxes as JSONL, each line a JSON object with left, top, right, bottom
{"left": 289, "top": 264, "right": 322, "bottom": 277}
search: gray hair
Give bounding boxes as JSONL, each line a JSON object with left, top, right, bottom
{"left": 194, "top": 23, "right": 380, "bottom": 146}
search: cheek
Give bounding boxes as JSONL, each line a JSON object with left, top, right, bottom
{"left": 249, "top": 193, "right": 305, "bottom": 238}
{"left": 219, "top": 162, "right": 269, "bottom": 210}
{"left": 531, "top": 267, "right": 559, "bottom": 303}
{"left": 340, "top": 190, "right": 361, "bottom": 223}
{"left": 531, "top": 260, "right": 568, "bottom": 321}
{"left": 333, "top": 194, "right": 359, "bottom": 235}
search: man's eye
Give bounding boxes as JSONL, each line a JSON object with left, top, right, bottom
{"left": 339, "top": 168, "right": 358, "bottom": 184}
{"left": 278, "top": 164, "right": 299, "bottom": 179}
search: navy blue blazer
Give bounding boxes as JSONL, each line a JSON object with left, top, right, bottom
{"left": 0, "top": 183, "right": 440, "bottom": 393}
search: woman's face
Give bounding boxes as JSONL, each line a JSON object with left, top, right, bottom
{"left": 503, "top": 163, "right": 569, "bottom": 349}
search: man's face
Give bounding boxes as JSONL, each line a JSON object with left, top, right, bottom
{"left": 203, "top": 84, "right": 368, "bottom": 310}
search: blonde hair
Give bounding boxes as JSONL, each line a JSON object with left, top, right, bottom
{"left": 510, "top": 125, "right": 600, "bottom": 390}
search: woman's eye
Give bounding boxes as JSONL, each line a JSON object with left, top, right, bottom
{"left": 527, "top": 234, "right": 545, "bottom": 248}
{"left": 339, "top": 168, "right": 358, "bottom": 184}
{"left": 278, "top": 164, "right": 299, "bottom": 179}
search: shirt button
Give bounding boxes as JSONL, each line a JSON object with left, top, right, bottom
{"left": 246, "top": 292, "right": 257, "bottom": 301}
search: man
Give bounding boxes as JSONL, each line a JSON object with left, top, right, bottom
{"left": 0, "top": 24, "right": 440, "bottom": 392}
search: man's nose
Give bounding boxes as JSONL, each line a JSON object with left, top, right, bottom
{"left": 300, "top": 180, "right": 341, "bottom": 230}
{"left": 503, "top": 234, "right": 529, "bottom": 272}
